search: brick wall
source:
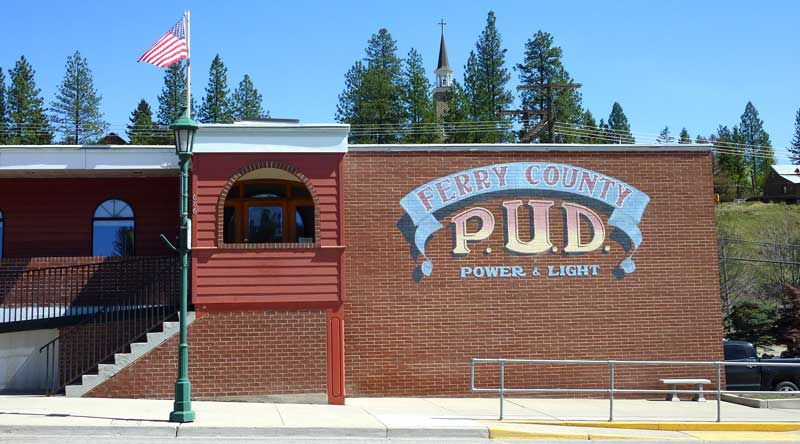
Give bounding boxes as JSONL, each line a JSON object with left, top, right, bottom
{"left": 0, "top": 256, "right": 176, "bottom": 307}
{"left": 343, "top": 150, "right": 724, "bottom": 396}
{"left": 0, "top": 177, "right": 178, "bottom": 258}
{"left": 86, "top": 310, "right": 328, "bottom": 399}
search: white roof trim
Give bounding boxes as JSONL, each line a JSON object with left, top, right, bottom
{"left": 771, "top": 164, "right": 800, "bottom": 184}
{"left": 193, "top": 123, "right": 350, "bottom": 153}
{"left": 0, "top": 145, "right": 178, "bottom": 175}
{"left": 349, "top": 143, "right": 713, "bottom": 152}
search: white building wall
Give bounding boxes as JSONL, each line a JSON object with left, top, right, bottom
{"left": 0, "top": 329, "right": 58, "bottom": 392}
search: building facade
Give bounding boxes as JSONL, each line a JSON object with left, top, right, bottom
{"left": 0, "top": 122, "right": 723, "bottom": 402}
{"left": 432, "top": 25, "right": 454, "bottom": 119}
{"left": 764, "top": 165, "right": 800, "bottom": 202}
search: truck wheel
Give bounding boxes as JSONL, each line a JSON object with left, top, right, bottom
{"left": 775, "top": 381, "right": 799, "bottom": 392}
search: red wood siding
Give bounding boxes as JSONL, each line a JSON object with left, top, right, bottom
{"left": 0, "top": 177, "right": 178, "bottom": 257}
{"left": 191, "top": 153, "right": 343, "bottom": 308}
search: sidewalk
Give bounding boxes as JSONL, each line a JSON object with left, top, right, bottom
{"left": 1, "top": 395, "right": 800, "bottom": 440}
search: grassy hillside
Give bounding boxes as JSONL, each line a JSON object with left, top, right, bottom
{"left": 716, "top": 202, "right": 800, "bottom": 351}
{"left": 717, "top": 202, "right": 800, "bottom": 240}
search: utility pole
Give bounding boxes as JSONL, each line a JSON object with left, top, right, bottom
{"left": 504, "top": 82, "right": 582, "bottom": 143}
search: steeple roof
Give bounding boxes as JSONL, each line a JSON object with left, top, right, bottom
{"left": 436, "top": 31, "right": 451, "bottom": 72}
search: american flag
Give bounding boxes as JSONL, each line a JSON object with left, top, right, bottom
{"left": 138, "top": 17, "right": 188, "bottom": 68}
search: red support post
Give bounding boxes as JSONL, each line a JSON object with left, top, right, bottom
{"left": 326, "top": 304, "right": 345, "bottom": 405}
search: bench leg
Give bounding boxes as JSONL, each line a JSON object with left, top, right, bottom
{"left": 694, "top": 384, "right": 706, "bottom": 402}
{"left": 666, "top": 385, "right": 680, "bottom": 402}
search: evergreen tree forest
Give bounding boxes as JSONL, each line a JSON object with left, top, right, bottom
{"left": 0, "top": 9, "right": 790, "bottom": 199}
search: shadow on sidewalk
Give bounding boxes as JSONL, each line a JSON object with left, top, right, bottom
{"left": 0, "top": 411, "right": 170, "bottom": 423}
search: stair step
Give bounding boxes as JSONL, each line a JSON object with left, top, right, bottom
{"left": 64, "top": 311, "right": 197, "bottom": 398}
{"left": 146, "top": 331, "right": 169, "bottom": 344}
{"left": 97, "top": 363, "right": 117, "bottom": 377}
{"left": 162, "top": 321, "right": 179, "bottom": 331}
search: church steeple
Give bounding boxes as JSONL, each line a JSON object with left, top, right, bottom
{"left": 434, "top": 19, "right": 453, "bottom": 89}
{"left": 433, "top": 18, "right": 454, "bottom": 119}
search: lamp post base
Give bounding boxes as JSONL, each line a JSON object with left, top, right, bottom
{"left": 169, "top": 379, "right": 195, "bottom": 423}
{"left": 169, "top": 409, "right": 196, "bottom": 423}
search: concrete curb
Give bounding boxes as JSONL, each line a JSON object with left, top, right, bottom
{"left": 386, "top": 426, "right": 489, "bottom": 439}
{"left": 0, "top": 424, "right": 490, "bottom": 439}
{"left": 721, "top": 393, "right": 800, "bottom": 409}
{"left": 177, "top": 426, "right": 387, "bottom": 438}
{"left": 0, "top": 425, "right": 178, "bottom": 438}
{"left": 504, "top": 420, "right": 800, "bottom": 432}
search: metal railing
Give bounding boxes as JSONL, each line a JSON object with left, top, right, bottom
{"left": 0, "top": 257, "right": 177, "bottom": 329}
{"left": 470, "top": 358, "right": 800, "bottom": 422}
{"left": 38, "top": 257, "right": 179, "bottom": 395}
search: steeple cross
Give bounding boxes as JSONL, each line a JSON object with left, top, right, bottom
{"left": 438, "top": 18, "right": 447, "bottom": 34}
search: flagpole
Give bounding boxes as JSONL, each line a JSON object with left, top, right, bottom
{"left": 185, "top": 9, "right": 191, "bottom": 117}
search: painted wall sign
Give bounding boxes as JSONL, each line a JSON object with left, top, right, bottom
{"left": 399, "top": 162, "right": 650, "bottom": 279}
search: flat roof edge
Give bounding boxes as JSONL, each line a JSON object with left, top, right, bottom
{"left": 348, "top": 143, "right": 713, "bottom": 153}
{"left": 0, "top": 145, "right": 175, "bottom": 150}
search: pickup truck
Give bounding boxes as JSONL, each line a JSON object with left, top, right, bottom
{"left": 724, "top": 340, "right": 800, "bottom": 391}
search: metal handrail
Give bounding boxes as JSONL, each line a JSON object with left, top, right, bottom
{"left": 470, "top": 357, "right": 800, "bottom": 422}
{"left": 37, "top": 257, "right": 179, "bottom": 395}
{"left": 0, "top": 257, "right": 174, "bottom": 326}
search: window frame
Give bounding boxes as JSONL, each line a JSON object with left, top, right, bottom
{"left": 92, "top": 199, "right": 136, "bottom": 257}
{"left": 222, "top": 179, "right": 317, "bottom": 248}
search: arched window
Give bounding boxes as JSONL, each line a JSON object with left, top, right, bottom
{"left": 222, "top": 168, "right": 315, "bottom": 244}
{"left": 0, "top": 208, "right": 4, "bottom": 258}
{"left": 93, "top": 199, "right": 135, "bottom": 256}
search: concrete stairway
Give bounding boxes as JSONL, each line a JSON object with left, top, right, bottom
{"left": 65, "top": 312, "right": 196, "bottom": 397}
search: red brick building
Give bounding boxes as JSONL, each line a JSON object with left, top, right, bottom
{"left": 0, "top": 122, "right": 723, "bottom": 403}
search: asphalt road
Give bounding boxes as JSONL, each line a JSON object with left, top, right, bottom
{"left": 0, "top": 435, "right": 787, "bottom": 444}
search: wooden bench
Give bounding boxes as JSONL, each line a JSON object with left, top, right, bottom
{"left": 659, "top": 378, "right": 711, "bottom": 402}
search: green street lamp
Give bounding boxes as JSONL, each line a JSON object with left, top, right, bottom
{"left": 169, "top": 107, "right": 198, "bottom": 423}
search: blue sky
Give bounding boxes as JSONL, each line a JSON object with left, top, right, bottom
{"left": 2, "top": 1, "right": 798, "bottom": 160}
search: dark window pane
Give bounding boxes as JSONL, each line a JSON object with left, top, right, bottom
{"left": 243, "top": 183, "right": 286, "bottom": 199}
{"left": 247, "top": 206, "right": 283, "bottom": 243}
{"left": 724, "top": 344, "right": 748, "bottom": 361}
{"left": 295, "top": 206, "right": 315, "bottom": 243}
{"left": 93, "top": 221, "right": 134, "bottom": 256}
{"left": 94, "top": 199, "right": 133, "bottom": 218}
{"left": 228, "top": 184, "right": 240, "bottom": 198}
{"left": 224, "top": 206, "right": 237, "bottom": 243}
{"left": 292, "top": 185, "right": 311, "bottom": 199}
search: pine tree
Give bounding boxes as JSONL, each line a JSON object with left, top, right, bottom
{"left": 579, "top": 110, "right": 600, "bottom": 144}
{"left": 657, "top": 126, "right": 673, "bottom": 144}
{"left": 7, "top": 56, "right": 52, "bottom": 144}
{"left": 157, "top": 61, "right": 191, "bottom": 125}
{"left": 715, "top": 125, "right": 749, "bottom": 199}
{"left": 463, "top": 11, "right": 514, "bottom": 143}
{"left": 607, "top": 102, "right": 634, "bottom": 143}
{"left": 126, "top": 99, "right": 160, "bottom": 145}
{"left": 441, "top": 80, "right": 473, "bottom": 143}
{"left": 516, "top": 30, "right": 583, "bottom": 143}
{"left": 598, "top": 118, "right": 610, "bottom": 142}
{"left": 335, "top": 61, "right": 366, "bottom": 129}
{"left": 401, "top": 48, "right": 437, "bottom": 143}
{"left": 739, "top": 102, "right": 774, "bottom": 195}
{"left": 679, "top": 127, "right": 691, "bottom": 144}
{"left": 361, "top": 29, "right": 405, "bottom": 143}
{"left": 51, "top": 51, "right": 107, "bottom": 144}
{"left": 789, "top": 109, "right": 800, "bottom": 165}
{"left": 695, "top": 134, "right": 709, "bottom": 144}
{"left": 335, "top": 29, "right": 405, "bottom": 144}
{"left": 232, "top": 74, "right": 266, "bottom": 120}
{"left": 198, "top": 54, "right": 233, "bottom": 123}
{"left": 0, "top": 67, "right": 6, "bottom": 144}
